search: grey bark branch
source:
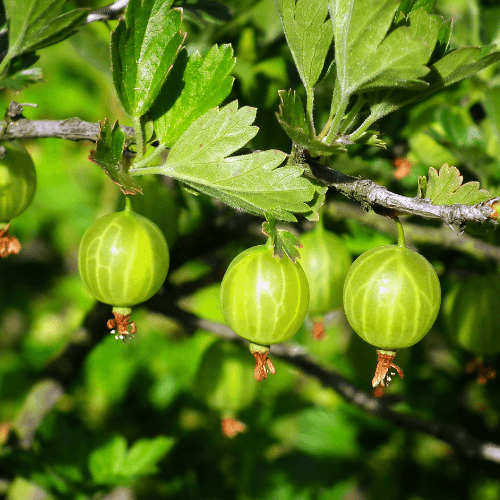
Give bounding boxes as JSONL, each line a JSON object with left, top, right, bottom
{"left": 85, "top": 0, "right": 130, "bottom": 24}
{"left": 307, "top": 161, "right": 497, "bottom": 224}
{"left": 0, "top": 118, "right": 135, "bottom": 146}
{"left": 1, "top": 113, "right": 497, "bottom": 224}
{"left": 327, "top": 201, "right": 500, "bottom": 262}
{"left": 190, "top": 310, "right": 500, "bottom": 464}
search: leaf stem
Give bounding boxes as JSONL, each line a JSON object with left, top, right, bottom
{"left": 318, "top": 83, "right": 342, "bottom": 140}
{"left": 132, "top": 143, "right": 168, "bottom": 169}
{"left": 133, "top": 116, "right": 145, "bottom": 162}
{"left": 349, "top": 111, "right": 380, "bottom": 141}
{"left": 305, "top": 87, "right": 316, "bottom": 136}
{"left": 324, "top": 95, "right": 350, "bottom": 144}
{"left": 338, "top": 95, "right": 365, "bottom": 134}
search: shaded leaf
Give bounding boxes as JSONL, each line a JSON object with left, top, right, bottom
{"left": 88, "top": 119, "right": 143, "bottom": 195}
{"left": 262, "top": 214, "right": 302, "bottom": 262}
{"left": 3, "top": 0, "right": 88, "bottom": 59}
{"left": 276, "top": 90, "right": 347, "bottom": 155}
{"left": 276, "top": 0, "right": 333, "bottom": 90}
{"left": 0, "top": 67, "right": 42, "bottom": 90}
{"left": 121, "top": 436, "right": 175, "bottom": 476}
{"left": 88, "top": 435, "right": 127, "bottom": 485}
{"left": 152, "top": 44, "right": 235, "bottom": 147}
{"left": 111, "top": 0, "right": 185, "bottom": 117}
{"left": 329, "top": 0, "right": 430, "bottom": 99}
{"left": 151, "top": 101, "right": 315, "bottom": 221}
{"left": 422, "top": 164, "right": 491, "bottom": 205}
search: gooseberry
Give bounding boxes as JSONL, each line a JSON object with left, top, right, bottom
{"left": 299, "top": 219, "right": 351, "bottom": 339}
{"left": 220, "top": 239, "right": 309, "bottom": 380}
{"left": 343, "top": 217, "right": 441, "bottom": 388}
{"left": 195, "top": 340, "right": 259, "bottom": 437}
{"left": 78, "top": 197, "right": 169, "bottom": 339}
{"left": 443, "top": 275, "right": 500, "bottom": 383}
{"left": 0, "top": 141, "right": 37, "bottom": 257}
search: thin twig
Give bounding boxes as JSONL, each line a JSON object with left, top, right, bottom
{"left": 85, "top": 0, "right": 129, "bottom": 24}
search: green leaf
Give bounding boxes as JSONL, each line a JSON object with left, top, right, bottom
{"left": 427, "top": 45, "right": 500, "bottom": 90}
{"left": 88, "top": 119, "right": 143, "bottom": 195}
{"left": 0, "top": 66, "right": 42, "bottom": 89}
{"left": 121, "top": 436, "right": 175, "bottom": 476}
{"left": 275, "top": 0, "right": 333, "bottom": 90}
{"left": 88, "top": 435, "right": 127, "bottom": 485}
{"left": 262, "top": 214, "right": 303, "bottom": 262}
{"left": 89, "top": 434, "right": 174, "bottom": 484}
{"left": 4, "top": 0, "right": 88, "bottom": 58}
{"left": 151, "top": 44, "right": 235, "bottom": 147}
{"left": 111, "top": 0, "right": 185, "bottom": 117}
{"left": 329, "top": 0, "right": 430, "bottom": 98}
{"left": 276, "top": 90, "right": 347, "bottom": 154}
{"left": 422, "top": 164, "right": 491, "bottom": 205}
{"left": 147, "top": 101, "right": 315, "bottom": 221}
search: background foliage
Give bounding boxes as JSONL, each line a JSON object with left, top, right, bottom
{"left": 2, "top": 0, "right": 500, "bottom": 499}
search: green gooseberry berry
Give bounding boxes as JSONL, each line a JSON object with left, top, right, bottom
{"left": 443, "top": 275, "right": 500, "bottom": 383}
{"left": 299, "top": 220, "right": 351, "bottom": 338}
{"left": 78, "top": 197, "right": 169, "bottom": 339}
{"left": 220, "top": 239, "right": 309, "bottom": 380}
{"left": 0, "top": 141, "right": 37, "bottom": 257}
{"left": 195, "top": 340, "right": 259, "bottom": 437}
{"left": 343, "top": 218, "right": 441, "bottom": 388}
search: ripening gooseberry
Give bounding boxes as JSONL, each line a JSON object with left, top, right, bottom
{"left": 343, "top": 217, "right": 441, "bottom": 388}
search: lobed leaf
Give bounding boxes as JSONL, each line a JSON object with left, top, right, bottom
{"left": 275, "top": 0, "right": 333, "bottom": 90}
{"left": 422, "top": 164, "right": 491, "bottom": 205}
{"left": 151, "top": 44, "right": 235, "bottom": 147}
{"left": 329, "top": 0, "right": 430, "bottom": 99}
{"left": 111, "top": 0, "right": 185, "bottom": 118}
{"left": 88, "top": 119, "right": 143, "bottom": 196}
{"left": 3, "top": 0, "right": 88, "bottom": 58}
{"left": 150, "top": 101, "right": 315, "bottom": 222}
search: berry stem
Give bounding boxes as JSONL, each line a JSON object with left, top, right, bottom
{"left": 394, "top": 216, "right": 406, "bottom": 248}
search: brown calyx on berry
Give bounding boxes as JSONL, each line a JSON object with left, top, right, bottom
{"left": 249, "top": 342, "right": 275, "bottom": 381}
{"left": 221, "top": 417, "right": 247, "bottom": 438}
{"left": 108, "top": 308, "right": 136, "bottom": 342}
{"left": 313, "top": 321, "right": 325, "bottom": 340}
{"left": 466, "top": 358, "right": 496, "bottom": 385}
{"left": 0, "top": 224, "right": 21, "bottom": 258}
{"left": 372, "top": 349, "right": 404, "bottom": 388}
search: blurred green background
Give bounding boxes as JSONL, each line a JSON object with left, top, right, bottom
{"left": 2, "top": 0, "right": 500, "bottom": 499}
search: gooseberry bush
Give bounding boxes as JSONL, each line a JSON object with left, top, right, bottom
{"left": 3, "top": 1, "right": 500, "bottom": 499}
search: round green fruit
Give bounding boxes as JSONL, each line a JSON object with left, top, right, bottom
{"left": 343, "top": 218, "right": 441, "bottom": 387}
{"left": 299, "top": 222, "right": 351, "bottom": 318}
{"left": 195, "top": 340, "right": 258, "bottom": 416}
{"left": 120, "top": 175, "right": 178, "bottom": 248}
{"left": 78, "top": 198, "right": 169, "bottom": 338}
{"left": 443, "top": 275, "right": 500, "bottom": 356}
{"left": 220, "top": 240, "right": 309, "bottom": 379}
{"left": 0, "top": 141, "right": 37, "bottom": 257}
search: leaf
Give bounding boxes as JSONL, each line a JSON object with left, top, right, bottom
{"left": 3, "top": 0, "right": 88, "bottom": 58}
{"left": 88, "top": 119, "right": 143, "bottom": 195}
{"left": 121, "top": 436, "right": 175, "bottom": 476}
{"left": 151, "top": 44, "right": 235, "bottom": 147}
{"left": 88, "top": 435, "right": 128, "bottom": 485}
{"left": 262, "top": 214, "right": 303, "bottom": 262}
{"left": 275, "top": 0, "right": 333, "bottom": 90}
{"left": 427, "top": 45, "right": 500, "bottom": 90}
{"left": 150, "top": 101, "right": 315, "bottom": 222}
{"left": 0, "top": 67, "right": 42, "bottom": 90}
{"left": 329, "top": 0, "right": 430, "bottom": 99}
{"left": 276, "top": 90, "right": 347, "bottom": 155}
{"left": 422, "top": 164, "right": 491, "bottom": 205}
{"left": 111, "top": 0, "right": 185, "bottom": 118}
